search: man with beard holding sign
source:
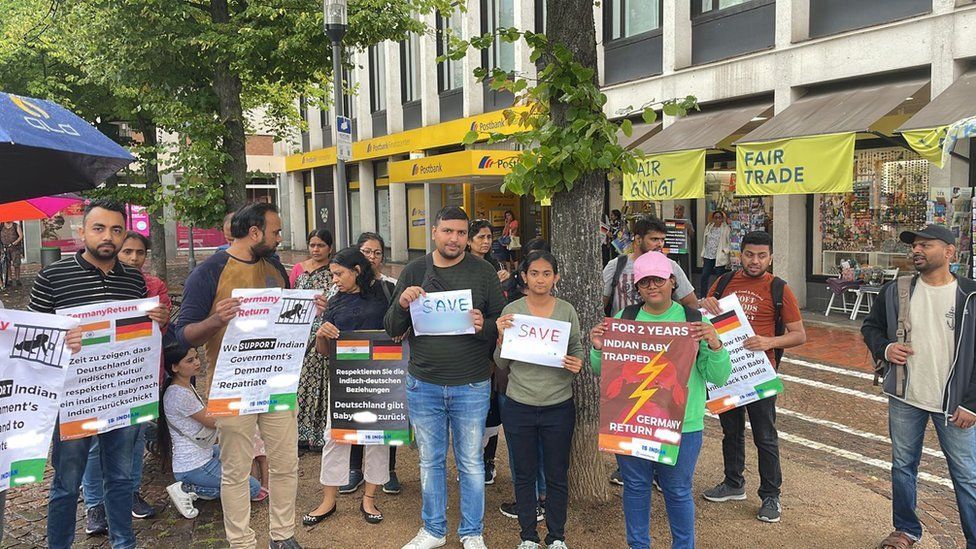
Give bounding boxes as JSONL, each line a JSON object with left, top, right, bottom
{"left": 590, "top": 251, "right": 730, "bottom": 549}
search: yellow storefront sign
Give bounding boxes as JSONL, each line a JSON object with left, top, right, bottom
{"left": 735, "top": 132, "right": 855, "bottom": 196}
{"left": 390, "top": 150, "right": 521, "bottom": 183}
{"left": 285, "top": 147, "right": 338, "bottom": 172}
{"left": 902, "top": 126, "right": 948, "bottom": 168}
{"left": 623, "top": 149, "right": 705, "bottom": 201}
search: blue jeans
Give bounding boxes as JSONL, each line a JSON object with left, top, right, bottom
{"left": 618, "top": 431, "right": 703, "bottom": 549}
{"left": 175, "top": 445, "right": 261, "bottom": 500}
{"left": 700, "top": 257, "right": 727, "bottom": 295}
{"left": 406, "top": 373, "right": 490, "bottom": 538}
{"left": 889, "top": 398, "right": 976, "bottom": 547}
{"left": 48, "top": 424, "right": 139, "bottom": 549}
{"left": 499, "top": 393, "right": 546, "bottom": 499}
{"left": 83, "top": 423, "right": 147, "bottom": 508}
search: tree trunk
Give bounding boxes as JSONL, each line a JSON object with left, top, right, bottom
{"left": 211, "top": 0, "right": 248, "bottom": 212}
{"left": 137, "top": 119, "right": 168, "bottom": 282}
{"left": 546, "top": 0, "right": 611, "bottom": 501}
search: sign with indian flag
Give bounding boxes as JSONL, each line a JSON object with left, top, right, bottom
{"left": 207, "top": 288, "right": 322, "bottom": 417}
{"left": 329, "top": 331, "right": 410, "bottom": 445}
{"left": 0, "top": 309, "right": 78, "bottom": 491}
{"left": 57, "top": 297, "right": 162, "bottom": 440}
{"left": 701, "top": 294, "right": 782, "bottom": 414}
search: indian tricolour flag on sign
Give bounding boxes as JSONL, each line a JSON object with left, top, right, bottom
{"left": 80, "top": 321, "right": 111, "bottom": 346}
{"left": 336, "top": 340, "right": 370, "bottom": 360}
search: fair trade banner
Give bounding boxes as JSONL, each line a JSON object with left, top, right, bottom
{"left": 598, "top": 319, "right": 698, "bottom": 466}
{"left": 499, "top": 314, "right": 571, "bottom": 368}
{"left": 0, "top": 310, "right": 78, "bottom": 490}
{"left": 702, "top": 294, "right": 783, "bottom": 414}
{"left": 409, "top": 289, "right": 475, "bottom": 336}
{"left": 735, "top": 132, "right": 855, "bottom": 196}
{"left": 623, "top": 149, "right": 706, "bottom": 201}
{"left": 329, "top": 331, "right": 410, "bottom": 445}
{"left": 207, "top": 288, "right": 321, "bottom": 416}
{"left": 58, "top": 298, "right": 162, "bottom": 440}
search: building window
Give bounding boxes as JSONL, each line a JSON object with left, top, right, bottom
{"left": 436, "top": 11, "right": 464, "bottom": 92}
{"left": 605, "top": 0, "right": 662, "bottom": 41}
{"left": 695, "top": 0, "right": 752, "bottom": 14}
{"left": 299, "top": 95, "right": 309, "bottom": 126}
{"left": 340, "top": 67, "right": 354, "bottom": 118}
{"left": 482, "top": 0, "right": 515, "bottom": 73}
{"left": 369, "top": 45, "right": 387, "bottom": 113}
{"left": 401, "top": 33, "right": 421, "bottom": 103}
{"left": 535, "top": 0, "right": 546, "bottom": 34}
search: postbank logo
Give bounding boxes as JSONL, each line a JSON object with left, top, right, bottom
{"left": 477, "top": 155, "right": 518, "bottom": 170}
{"left": 9, "top": 95, "right": 79, "bottom": 137}
{"left": 411, "top": 163, "right": 443, "bottom": 176}
{"left": 470, "top": 118, "right": 506, "bottom": 134}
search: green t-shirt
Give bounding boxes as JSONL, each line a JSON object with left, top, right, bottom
{"left": 590, "top": 301, "right": 732, "bottom": 433}
{"left": 493, "top": 297, "right": 586, "bottom": 407}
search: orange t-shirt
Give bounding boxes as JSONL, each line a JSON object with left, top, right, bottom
{"left": 708, "top": 271, "right": 802, "bottom": 365}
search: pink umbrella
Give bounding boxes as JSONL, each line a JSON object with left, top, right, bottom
{"left": 0, "top": 194, "right": 83, "bottom": 222}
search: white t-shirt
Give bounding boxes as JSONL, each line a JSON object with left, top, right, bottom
{"left": 601, "top": 254, "right": 695, "bottom": 317}
{"left": 164, "top": 384, "right": 215, "bottom": 473}
{"left": 902, "top": 279, "right": 956, "bottom": 412}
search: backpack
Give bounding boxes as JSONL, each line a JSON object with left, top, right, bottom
{"left": 422, "top": 254, "right": 450, "bottom": 293}
{"left": 604, "top": 255, "right": 630, "bottom": 317}
{"left": 710, "top": 271, "right": 787, "bottom": 366}
{"left": 620, "top": 303, "right": 702, "bottom": 323}
{"left": 873, "top": 275, "right": 913, "bottom": 395}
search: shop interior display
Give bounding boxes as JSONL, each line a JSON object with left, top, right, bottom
{"left": 704, "top": 171, "right": 771, "bottom": 268}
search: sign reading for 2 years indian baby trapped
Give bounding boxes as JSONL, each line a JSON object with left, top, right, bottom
{"left": 735, "top": 132, "right": 854, "bottom": 196}
{"left": 598, "top": 319, "right": 698, "bottom": 466}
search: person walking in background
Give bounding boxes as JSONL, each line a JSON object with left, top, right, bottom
{"left": 469, "top": 218, "right": 511, "bottom": 284}
{"left": 495, "top": 210, "right": 519, "bottom": 273}
{"left": 0, "top": 220, "right": 24, "bottom": 286}
{"left": 603, "top": 209, "right": 622, "bottom": 266}
{"left": 862, "top": 225, "right": 976, "bottom": 549}
{"left": 292, "top": 229, "right": 335, "bottom": 450}
{"left": 217, "top": 212, "right": 235, "bottom": 252}
{"left": 304, "top": 247, "right": 395, "bottom": 526}
{"left": 699, "top": 210, "right": 731, "bottom": 294}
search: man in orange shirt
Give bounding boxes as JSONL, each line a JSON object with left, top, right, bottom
{"left": 698, "top": 231, "right": 807, "bottom": 523}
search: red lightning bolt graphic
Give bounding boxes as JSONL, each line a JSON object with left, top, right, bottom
{"left": 622, "top": 347, "right": 670, "bottom": 425}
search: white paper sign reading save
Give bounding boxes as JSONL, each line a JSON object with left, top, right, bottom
{"left": 500, "top": 314, "right": 571, "bottom": 368}
{"left": 409, "top": 289, "right": 475, "bottom": 336}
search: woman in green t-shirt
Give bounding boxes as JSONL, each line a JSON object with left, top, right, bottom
{"left": 494, "top": 250, "right": 585, "bottom": 549}
{"left": 590, "top": 251, "right": 731, "bottom": 549}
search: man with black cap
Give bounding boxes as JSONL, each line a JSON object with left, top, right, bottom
{"left": 862, "top": 224, "right": 976, "bottom": 549}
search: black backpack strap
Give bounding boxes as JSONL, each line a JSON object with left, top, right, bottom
{"left": 605, "top": 256, "right": 630, "bottom": 317}
{"left": 423, "top": 254, "right": 449, "bottom": 292}
{"left": 771, "top": 276, "right": 786, "bottom": 366}
{"left": 710, "top": 270, "right": 736, "bottom": 299}
{"left": 620, "top": 304, "right": 643, "bottom": 321}
{"left": 681, "top": 305, "right": 702, "bottom": 323}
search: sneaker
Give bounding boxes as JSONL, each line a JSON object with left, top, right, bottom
{"left": 85, "top": 503, "right": 108, "bottom": 535}
{"left": 166, "top": 481, "right": 199, "bottom": 519}
{"left": 252, "top": 487, "right": 270, "bottom": 502}
{"left": 131, "top": 493, "right": 156, "bottom": 519}
{"left": 517, "top": 542, "right": 540, "bottom": 549}
{"left": 460, "top": 535, "right": 488, "bottom": 549}
{"left": 609, "top": 469, "right": 624, "bottom": 486}
{"left": 485, "top": 461, "right": 497, "bottom": 485}
{"left": 339, "top": 469, "right": 365, "bottom": 494}
{"left": 702, "top": 482, "right": 747, "bottom": 503}
{"left": 383, "top": 471, "right": 402, "bottom": 495}
{"left": 499, "top": 501, "right": 518, "bottom": 519}
{"left": 547, "top": 541, "right": 569, "bottom": 549}
{"left": 269, "top": 537, "right": 302, "bottom": 549}
{"left": 652, "top": 478, "right": 662, "bottom": 493}
{"left": 402, "top": 528, "right": 447, "bottom": 549}
{"left": 757, "top": 496, "right": 782, "bottom": 523}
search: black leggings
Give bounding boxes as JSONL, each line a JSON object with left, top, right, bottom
{"left": 350, "top": 444, "right": 397, "bottom": 472}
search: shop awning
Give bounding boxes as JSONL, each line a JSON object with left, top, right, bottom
{"left": 639, "top": 102, "right": 772, "bottom": 154}
{"left": 896, "top": 72, "right": 976, "bottom": 132}
{"left": 738, "top": 79, "right": 928, "bottom": 143}
{"left": 617, "top": 121, "right": 662, "bottom": 150}
{"left": 389, "top": 149, "right": 519, "bottom": 184}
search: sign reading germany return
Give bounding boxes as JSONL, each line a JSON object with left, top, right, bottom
{"left": 58, "top": 297, "right": 162, "bottom": 440}
{"left": 329, "top": 331, "right": 410, "bottom": 445}
{"left": 599, "top": 319, "right": 698, "bottom": 465}
{"left": 207, "top": 288, "right": 321, "bottom": 416}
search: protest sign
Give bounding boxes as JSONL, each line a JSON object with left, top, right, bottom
{"left": 58, "top": 298, "right": 161, "bottom": 441}
{"left": 207, "top": 288, "right": 321, "bottom": 416}
{"left": 0, "top": 310, "right": 78, "bottom": 490}
{"left": 328, "top": 331, "right": 410, "bottom": 445}
{"left": 500, "top": 314, "right": 571, "bottom": 368}
{"left": 409, "top": 289, "right": 475, "bottom": 336}
{"left": 702, "top": 294, "right": 783, "bottom": 414}
{"left": 598, "top": 319, "right": 698, "bottom": 465}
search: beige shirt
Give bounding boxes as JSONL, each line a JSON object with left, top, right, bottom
{"left": 902, "top": 279, "right": 957, "bottom": 412}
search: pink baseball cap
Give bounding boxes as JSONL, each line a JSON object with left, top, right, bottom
{"left": 633, "top": 251, "right": 673, "bottom": 283}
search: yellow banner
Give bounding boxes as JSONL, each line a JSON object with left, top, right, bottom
{"left": 902, "top": 126, "right": 948, "bottom": 168}
{"left": 389, "top": 150, "right": 520, "bottom": 183}
{"left": 735, "top": 132, "right": 855, "bottom": 196}
{"left": 623, "top": 149, "right": 705, "bottom": 201}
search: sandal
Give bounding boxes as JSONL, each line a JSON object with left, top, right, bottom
{"left": 361, "top": 494, "right": 383, "bottom": 524}
{"left": 302, "top": 502, "right": 336, "bottom": 526}
{"left": 879, "top": 531, "right": 916, "bottom": 549}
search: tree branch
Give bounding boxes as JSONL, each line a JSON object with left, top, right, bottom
{"left": 180, "top": 0, "right": 210, "bottom": 13}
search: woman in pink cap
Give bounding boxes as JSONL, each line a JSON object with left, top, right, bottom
{"left": 590, "top": 251, "right": 731, "bottom": 549}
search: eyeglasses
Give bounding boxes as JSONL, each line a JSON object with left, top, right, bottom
{"left": 636, "top": 276, "right": 670, "bottom": 289}
{"left": 360, "top": 248, "right": 383, "bottom": 258}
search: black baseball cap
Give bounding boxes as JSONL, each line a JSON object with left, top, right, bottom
{"left": 899, "top": 224, "right": 956, "bottom": 246}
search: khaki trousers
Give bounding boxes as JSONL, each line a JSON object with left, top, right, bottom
{"left": 217, "top": 410, "right": 298, "bottom": 548}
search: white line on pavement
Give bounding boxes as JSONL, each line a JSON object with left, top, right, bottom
{"left": 778, "top": 373, "right": 889, "bottom": 403}
{"left": 776, "top": 407, "right": 945, "bottom": 459}
{"left": 705, "top": 414, "right": 953, "bottom": 488}
{"left": 782, "top": 357, "right": 876, "bottom": 381}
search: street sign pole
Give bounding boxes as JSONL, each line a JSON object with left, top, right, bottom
{"left": 331, "top": 39, "right": 349, "bottom": 249}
